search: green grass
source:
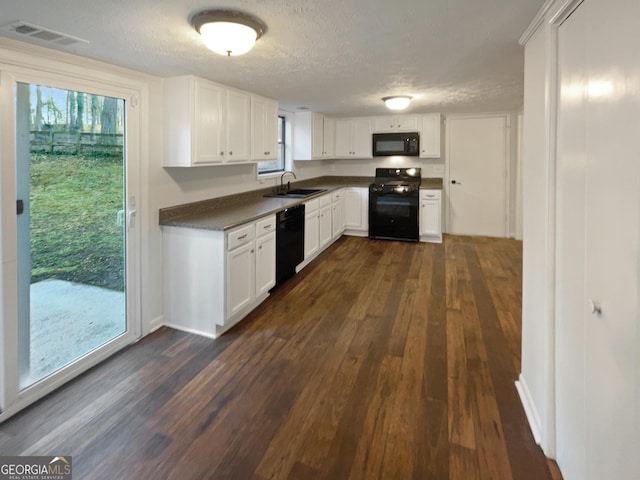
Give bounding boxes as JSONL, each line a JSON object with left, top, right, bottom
{"left": 30, "top": 153, "right": 125, "bottom": 291}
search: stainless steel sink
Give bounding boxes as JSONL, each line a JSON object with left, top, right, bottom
{"left": 265, "top": 188, "right": 327, "bottom": 198}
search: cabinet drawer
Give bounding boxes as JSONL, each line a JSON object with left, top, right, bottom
{"left": 420, "top": 190, "right": 441, "bottom": 200}
{"left": 255, "top": 215, "right": 276, "bottom": 237}
{"left": 227, "top": 223, "right": 255, "bottom": 251}
{"left": 332, "top": 190, "right": 343, "bottom": 202}
{"left": 319, "top": 194, "right": 332, "bottom": 208}
{"left": 304, "top": 198, "right": 319, "bottom": 213}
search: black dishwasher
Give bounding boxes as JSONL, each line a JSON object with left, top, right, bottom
{"left": 274, "top": 204, "right": 305, "bottom": 287}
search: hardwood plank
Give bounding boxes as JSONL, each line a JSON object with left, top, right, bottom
{"left": 0, "top": 235, "right": 562, "bottom": 480}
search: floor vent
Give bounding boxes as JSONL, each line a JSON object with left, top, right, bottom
{"left": 1, "top": 21, "right": 89, "bottom": 46}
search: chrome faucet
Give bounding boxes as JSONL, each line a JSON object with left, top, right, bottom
{"left": 280, "top": 171, "right": 296, "bottom": 193}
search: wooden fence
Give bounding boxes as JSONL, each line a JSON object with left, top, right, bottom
{"left": 30, "top": 130, "right": 124, "bottom": 156}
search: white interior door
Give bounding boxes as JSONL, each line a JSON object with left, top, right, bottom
{"left": 446, "top": 115, "right": 508, "bottom": 237}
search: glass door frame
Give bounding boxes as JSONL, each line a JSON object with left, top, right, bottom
{"left": 0, "top": 65, "right": 141, "bottom": 421}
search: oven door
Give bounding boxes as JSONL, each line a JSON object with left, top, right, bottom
{"left": 369, "top": 190, "right": 419, "bottom": 241}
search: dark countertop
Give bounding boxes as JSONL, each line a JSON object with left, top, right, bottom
{"left": 160, "top": 176, "right": 443, "bottom": 231}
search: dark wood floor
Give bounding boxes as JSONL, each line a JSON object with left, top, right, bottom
{"left": 0, "top": 235, "right": 563, "bottom": 480}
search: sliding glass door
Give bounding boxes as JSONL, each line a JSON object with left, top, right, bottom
{"left": 0, "top": 68, "right": 139, "bottom": 420}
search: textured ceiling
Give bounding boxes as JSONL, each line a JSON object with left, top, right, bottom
{"left": 0, "top": 0, "right": 544, "bottom": 117}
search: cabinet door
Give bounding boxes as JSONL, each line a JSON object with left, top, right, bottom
{"left": 194, "top": 81, "right": 224, "bottom": 165}
{"left": 351, "top": 118, "right": 372, "bottom": 158}
{"left": 312, "top": 112, "right": 324, "bottom": 159}
{"left": 335, "top": 118, "right": 353, "bottom": 156}
{"left": 264, "top": 100, "right": 278, "bottom": 160}
{"left": 255, "top": 232, "right": 275, "bottom": 296}
{"left": 374, "top": 116, "right": 396, "bottom": 132}
{"left": 304, "top": 211, "right": 320, "bottom": 259}
{"left": 319, "top": 204, "right": 332, "bottom": 248}
{"left": 226, "top": 242, "right": 254, "bottom": 319}
{"left": 344, "top": 188, "right": 363, "bottom": 229}
{"left": 332, "top": 199, "right": 344, "bottom": 238}
{"left": 250, "top": 96, "right": 278, "bottom": 161}
{"left": 323, "top": 117, "right": 336, "bottom": 158}
{"left": 420, "top": 200, "right": 441, "bottom": 236}
{"left": 250, "top": 96, "right": 267, "bottom": 160}
{"left": 396, "top": 115, "right": 419, "bottom": 131}
{"left": 420, "top": 114, "right": 441, "bottom": 158}
{"left": 225, "top": 89, "right": 251, "bottom": 162}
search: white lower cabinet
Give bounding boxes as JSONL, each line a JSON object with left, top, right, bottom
{"left": 319, "top": 195, "right": 333, "bottom": 250}
{"left": 304, "top": 198, "right": 320, "bottom": 260}
{"left": 344, "top": 187, "right": 369, "bottom": 236}
{"left": 331, "top": 189, "right": 345, "bottom": 239}
{"left": 419, "top": 189, "right": 442, "bottom": 243}
{"left": 163, "top": 214, "right": 276, "bottom": 338}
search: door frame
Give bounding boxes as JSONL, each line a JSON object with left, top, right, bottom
{"left": 444, "top": 113, "right": 511, "bottom": 237}
{"left": 0, "top": 63, "right": 142, "bottom": 422}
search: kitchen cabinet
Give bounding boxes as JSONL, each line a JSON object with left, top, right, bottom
{"left": 319, "top": 194, "right": 333, "bottom": 249}
{"left": 303, "top": 198, "right": 320, "bottom": 260}
{"left": 419, "top": 113, "right": 441, "bottom": 158}
{"left": 344, "top": 187, "right": 369, "bottom": 236}
{"left": 225, "top": 89, "right": 251, "bottom": 163}
{"left": 250, "top": 94, "right": 278, "bottom": 161}
{"left": 331, "top": 189, "right": 345, "bottom": 239}
{"left": 162, "top": 214, "right": 276, "bottom": 338}
{"left": 335, "top": 117, "right": 372, "bottom": 158}
{"left": 162, "top": 76, "right": 252, "bottom": 166}
{"left": 294, "top": 111, "right": 335, "bottom": 160}
{"left": 163, "top": 75, "right": 251, "bottom": 166}
{"left": 419, "top": 189, "right": 442, "bottom": 243}
{"left": 373, "top": 114, "right": 419, "bottom": 132}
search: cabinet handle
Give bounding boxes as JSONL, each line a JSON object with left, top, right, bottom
{"left": 220, "top": 151, "right": 224, "bottom": 156}
{"left": 229, "top": 151, "right": 233, "bottom": 155}
{"left": 264, "top": 151, "right": 268, "bottom": 155}
{"left": 259, "top": 245, "right": 262, "bottom": 250}
{"left": 263, "top": 224, "right": 272, "bottom": 229}
{"left": 251, "top": 249, "right": 254, "bottom": 253}
{"left": 238, "top": 234, "right": 247, "bottom": 240}
{"left": 589, "top": 299, "right": 602, "bottom": 315}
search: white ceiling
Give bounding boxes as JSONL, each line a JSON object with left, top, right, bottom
{"left": 0, "top": 0, "right": 543, "bottom": 117}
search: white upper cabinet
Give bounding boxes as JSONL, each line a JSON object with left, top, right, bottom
{"left": 225, "top": 88, "right": 251, "bottom": 163}
{"left": 163, "top": 75, "right": 262, "bottom": 167}
{"left": 335, "top": 117, "right": 372, "bottom": 158}
{"left": 250, "top": 95, "right": 278, "bottom": 161}
{"left": 373, "top": 114, "right": 419, "bottom": 132}
{"left": 419, "top": 113, "right": 441, "bottom": 158}
{"left": 294, "top": 111, "right": 335, "bottom": 160}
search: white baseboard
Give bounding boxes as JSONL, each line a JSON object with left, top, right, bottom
{"left": 163, "top": 321, "right": 217, "bottom": 340}
{"left": 515, "top": 374, "right": 542, "bottom": 445}
{"left": 148, "top": 315, "right": 164, "bottom": 334}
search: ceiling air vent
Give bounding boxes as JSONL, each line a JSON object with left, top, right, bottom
{"left": 1, "top": 21, "right": 89, "bottom": 46}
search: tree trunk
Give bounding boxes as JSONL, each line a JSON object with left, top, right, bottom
{"left": 100, "top": 97, "right": 118, "bottom": 144}
{"left": 75, "top": 92, "right": 84, "bottom": 131}
{"left": 68, "top": 92, "right": 77, "bottom": 131}
{"left": 35, "top": 86, "right": 43, "bottom": 130}
{"left": 90, "top": 94, "right": 100, "bottom": 134}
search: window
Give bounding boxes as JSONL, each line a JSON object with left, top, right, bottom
{"left": 258, "top": 115, "right": 285, "bottom": 175}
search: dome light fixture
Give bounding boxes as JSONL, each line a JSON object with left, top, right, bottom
{"left": 190, "top": 9, "right": 267, "bottom": 56}
{"left": 382, "top": 95, "right": 413, "bottom": 110}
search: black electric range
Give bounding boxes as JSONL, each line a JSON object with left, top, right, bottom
{"left": 369, "top": 167, "right": 421, "bottom": 242}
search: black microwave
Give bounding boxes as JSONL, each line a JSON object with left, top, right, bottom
{"left": 372, "top": 132, "right": 420, "bottom": 157}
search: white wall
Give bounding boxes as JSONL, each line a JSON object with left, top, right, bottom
{"left": 518, "top": 22, "right": 556, "bottom": 455}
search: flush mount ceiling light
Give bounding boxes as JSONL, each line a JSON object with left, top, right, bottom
{"left": 382, "top": 95, "right": 413, "bottom": 110}
{"left": 190, "top": 9, "right": 267, "bottom": 56}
